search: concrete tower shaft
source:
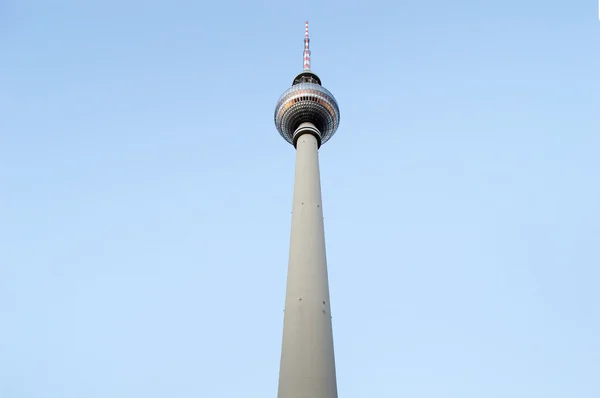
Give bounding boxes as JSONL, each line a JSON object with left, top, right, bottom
{"left": 277, "top": 122, "right": 338, "bottom": 398}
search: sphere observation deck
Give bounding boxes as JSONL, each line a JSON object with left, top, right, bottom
{"left": 274, "top": 70, "right": 340, "bottom": 148}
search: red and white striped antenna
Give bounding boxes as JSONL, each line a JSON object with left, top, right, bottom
{"left": 303, "top": 21, "right": 311, "bottom": 70}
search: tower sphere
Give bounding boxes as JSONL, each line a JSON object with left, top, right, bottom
{"left": 273, "top": 23, "right": 340, "bottom": 148}
{"left": 274, "top": 72, "right": 340, "bottom": 147}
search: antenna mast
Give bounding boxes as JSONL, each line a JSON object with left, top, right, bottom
{"left": 303, "top": 21, "right": 311, "bottom": 70}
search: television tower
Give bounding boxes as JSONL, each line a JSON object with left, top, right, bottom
{"left": 274, "top": 22, "right": 341, "bottom": 398}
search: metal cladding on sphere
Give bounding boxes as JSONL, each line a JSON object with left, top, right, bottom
{"left": 274, "top": 81, "right": 340, "bottom": 147}
{"left": 274, "top": 21, "right": 340, "bottom": 147}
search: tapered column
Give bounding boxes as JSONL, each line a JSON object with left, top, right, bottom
{"left": 277, "top": 123, "right": 338, "bottom": 398}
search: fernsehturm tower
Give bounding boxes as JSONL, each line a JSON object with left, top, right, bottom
{"left": 274, "top": 22, "right": 341, "bottom": 398}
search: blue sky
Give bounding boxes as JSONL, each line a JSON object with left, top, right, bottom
{"left": 1, "top": 1, "right": 599, "bottom": 397}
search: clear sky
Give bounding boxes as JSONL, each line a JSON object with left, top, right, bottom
{"left": 2, "top": 1, "right": 599, "bottom": 397}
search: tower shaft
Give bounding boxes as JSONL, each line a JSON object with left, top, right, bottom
{"left": 278, "top": 123, "right": 338, "bottom": 398}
